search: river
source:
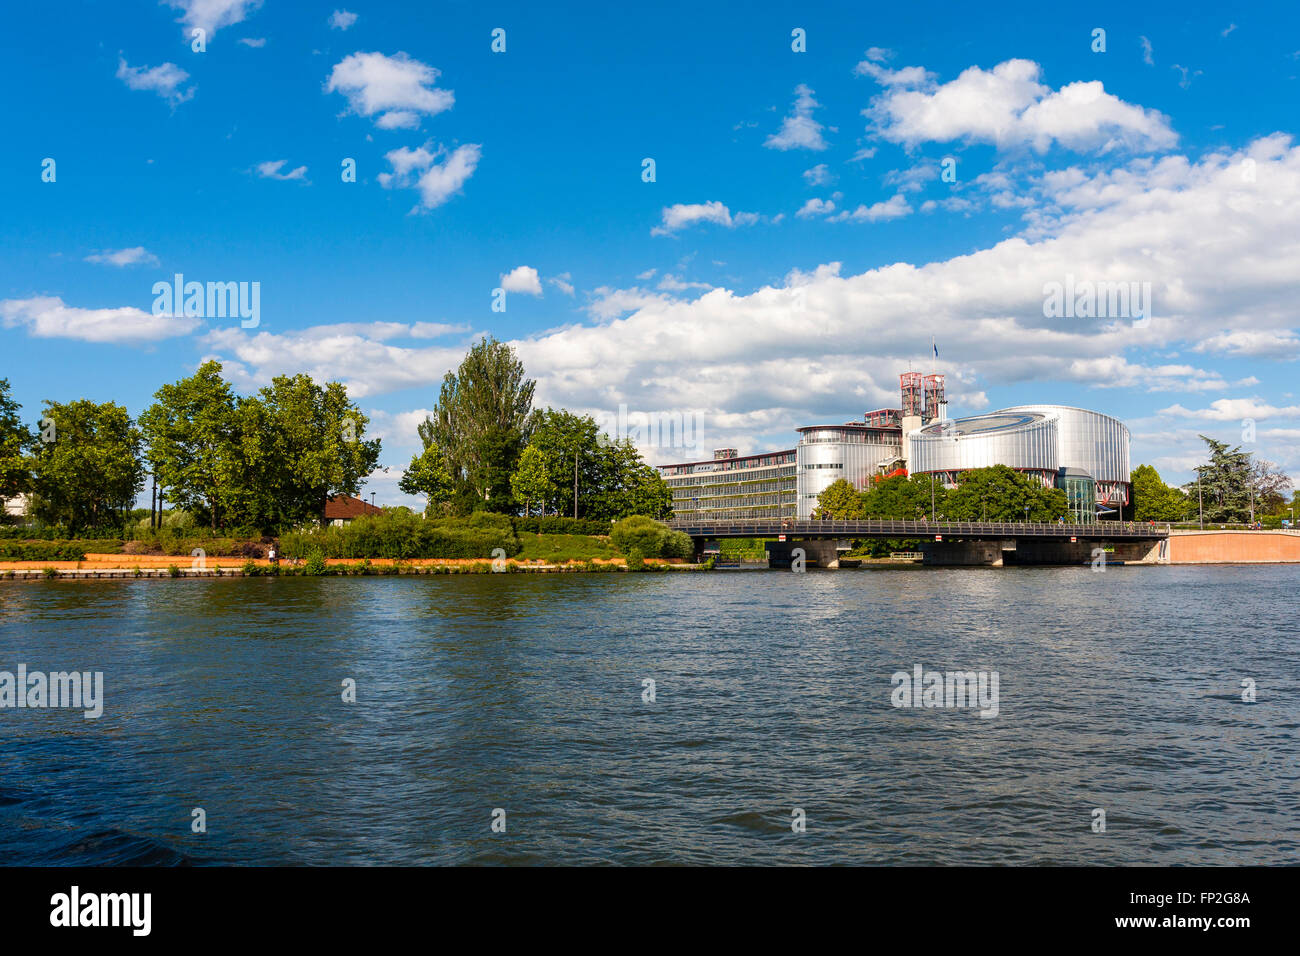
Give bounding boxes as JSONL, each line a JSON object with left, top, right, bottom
{"left": 1, "top": 566, "right": 1296, "bottom": 865}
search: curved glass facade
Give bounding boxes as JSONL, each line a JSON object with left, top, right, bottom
{"left": 795, "top": 426, "right": 903, "bottom": 517}
{"left": 909, "top": 413, "right": 1058, "bottom": 476}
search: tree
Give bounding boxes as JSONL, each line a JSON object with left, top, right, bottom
{"left": 138, "top": 361, "right": 238, "bottom": 530}
{"left": 420, "top": 337, "right": 535, "bottom": 512}
{"left": 861, "top": 473, "right": 947, "bottom": 519}
{"left": 588, "top": 437, "right": 672, "bottom": 521}
{"left": 1183, "top": 436, "right": 1252, "bottom": 523}
{"left": 29, "top": 399, "right": 145, "bottom": 533}
{"left": 400, "top": 447, "right": 456, "bottom": 516}
{"left": 1250, "top": 458, "right": 1291, "bottom": 516}
{"left": 812, "top": 478, "right": 863, "bottom": 519}
{"left": 0, "top": 379, "right": 33, "bottom": 509}
{"left": 1130, "top": 464, "right": 1192, "bottom": 522}
{"left": 943, "top": 465, "right": 1068, "bottom": 522}
{"left": 510, "top": 444, "right": 556, "bottom": 517}
{"left": 229, "top": 374, "right": 381, "bottom": 529}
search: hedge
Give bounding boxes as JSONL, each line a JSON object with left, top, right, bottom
{"left": 511, "top": 516, "right": 611, "bottom": 536}
{"left": 281, "top": 511, "right": 522, "bottom": 560}
{"left": 0, "top": 542, "right": 86, "bottom": 561}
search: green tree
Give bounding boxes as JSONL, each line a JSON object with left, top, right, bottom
{"left": 400, "top": 447, "right": 455, "bottom": 516}
{"left": 510, "top": 443, "right": 557, "bottom": 517}
{"left": 943, "top": 465, "right": 1068, "bottom": 522}
{"left": 589, "top": 437, "right": 672, "bottom": 521}
{"left": 861, "top": 473, "right": 947, "bottom": 519}
{"left": 1183, "top": 436, "right": 1252, "bottom": 523}
{"left": 29, "top": 399, "right": 145, "bottom": 533}
{"left": 420, "top": 337, "right": 535, "bottom": 512}
{"left": 138, "top": 361, "right": 238, "bottom": 530}
{"left": 0, "top": 379, "right": 33, "bottom": 509}
{"left": 1130, "top": 464, "right": 1192, "bottom": 522}
{"left": 812, "top": 478, "right": 863, "bottom": 518}
{"left": 229, "top": 374, "right": 381, "bottom": 529}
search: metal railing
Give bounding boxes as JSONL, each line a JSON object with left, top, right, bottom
{"left": 666, "top": 517, "right": 1172, "bottom": 539}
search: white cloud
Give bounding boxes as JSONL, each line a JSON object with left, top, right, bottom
{"left": 827, "top": 194, "right": 911, "bottom": 223}
{"left": 651, "top": 201, "right": 758, "bottom": 236}
{"left": 862, "top": 58, "right": 1178, "bottom": 154}
{"left": 84, "top": 247, "right": 160, "bottom": 268}
{"left": 802, "top": 164, "right": 832, "bottom": 186}
{"left": 115, "top": 57, "right": 194, "bottom": 106}
{"left": 1160, "top": 399, "right": 1300, "bottom": 421}
{"left": 326, "top": 52, "right": 454, "bottom": 129}
{"left": 796, "top": 198, "right": 836, "bottom": 218}
{"left": 165, "top": 1, "right": 262, "bottom": 39}
{"left": 1139, "top": 36, "right": 1154, "bottom": 66}
{"left": 255, "top": 159, "right": 308, "bottom": 181}
{"left": 378, "top": 142, "right": 481, "bottom": 211}
{"left": 1193, "top": 329, "right": 1300, "bottom": 360}
{"left": 500, "top": 266, "right": 543, "bottom": 296}
{"left": 764, "top": 84, "right": 830, "bottom": 151}
{"left": 329, "top": 9, "right": 359, "bottom": 30}
{"left": 548, "top": 273, "right": 575, "bottom": 296}
{"left": 1, "top": 296, "right": 199, "bottom": 344}
{"left": 238, "top": 37, "right": 266, "bottom": 48}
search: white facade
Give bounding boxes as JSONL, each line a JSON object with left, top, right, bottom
{"left": 796, "top": 425, "right": 903, "bottom": 518}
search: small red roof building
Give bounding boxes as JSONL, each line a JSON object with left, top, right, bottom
{"left": 324, "top": 494, "right": 382, "bottom": 525}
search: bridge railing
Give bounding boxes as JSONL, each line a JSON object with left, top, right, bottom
{"left": 665, "top": 517, "right": 1172, "bottom": 538}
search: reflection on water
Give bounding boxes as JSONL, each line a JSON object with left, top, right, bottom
{"left": 1, "top": 566, "right": 1297, "bottom": 865}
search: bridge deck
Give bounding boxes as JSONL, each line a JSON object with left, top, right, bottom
{"left": 666, "top": 518, "right": 1171, "bottom": 539}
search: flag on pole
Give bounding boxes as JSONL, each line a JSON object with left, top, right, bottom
{"left": 933, "top": 341, "right": 939, "bottom": 360}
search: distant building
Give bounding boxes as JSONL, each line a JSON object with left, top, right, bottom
{"left": 3, "top": 494, "right": 29, "bottom": 518}
{"left": 656, "top": 372, "right": 1131, "bottom": 523}
{"left": 324, "top": 494, "right": 382, "bottom": 527}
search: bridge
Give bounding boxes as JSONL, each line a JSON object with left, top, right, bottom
{"left": 665, "top": 517, "right": 1172, "bottom": 566}
{"left": 665, "top": 517, "right": 1171, "bottom": 540}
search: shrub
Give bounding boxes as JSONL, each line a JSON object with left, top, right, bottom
{"left": 242, "top": 559, "right": 258, "bottom": 576}
{"left": 281, "top": 511, "right": 521, "bottom": 561}
{"left": 609, "top": 516, "right": 673, "bottom": 557}
{"left": 42, "top": 566, "right": 58, "bottom": 579}
{"left": 625, "top": 547, "right": 645, "bottom": 571}
{"left": 132, "top": 566, "right": 143, "bottom": 578}
{"left": 0, "top": 542, "right": 86, "bottom": 562}
{"left": 167, "top": 564, "right": 181, "bottom": 578}
{"left": 512, "top": 516, "right": 610, "bottom": 536}
{"left": 303, "top": 551, "right": 328, "bottom": 576}
{"left": 663, "top": 530, "right": 695, "bottom": 559}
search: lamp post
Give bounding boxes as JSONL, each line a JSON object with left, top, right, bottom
{"left": 1197, "top": 467, "right": 1204, "bottom": 530}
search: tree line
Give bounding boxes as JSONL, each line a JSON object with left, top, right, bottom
{"left": 0, "top": 338, "right": 672, "bottom": 536}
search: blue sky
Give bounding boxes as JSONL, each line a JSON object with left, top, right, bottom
{"left": 2, "top": 0, "right": 1299, "bottom": 506}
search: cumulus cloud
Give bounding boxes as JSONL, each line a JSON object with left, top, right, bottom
{"left": 329, "top": 9, "right": 359, "bottom": 30}
{"left": 827, "top": 194, "right": 911, "bottom": 222}
{"left": 378, "top": 142, "right": 481, "bottom": 211}
{"left": 548, "top": 273, "right": 576, "bottom": 296}
{"left": 115, "top": 57, "right": 194, "bottom": 106}
{"left": 802, "top": 164, "right": 832, "bottom": 186}
{"left": 84, "top": 247, "right": 160, "bottom": 268}
{"left": 500, "top": 266, "right": 543, "bottom": 296}
{"left": 796, "top": 198, "right": 836, "bottom": 218}
{"left": 1160, "top": 398, "right": 1300, "bottom": 421}
{"left": 255, "top": 160, "right": 308, "bottom": 181}
{"left": 765, "top": 84, "right": 830, "bottom": 151}
{"left": 326, "top": 51, "right": 454, "bottom": 129}
{"left": 166, "top": 0, "right": 262, "bottom": 39}
{"left": 651, "top": 201, "right": 758, "bottom": 236}
{"left": 861, "top": 58, "right": 1178, "bottom": 154}
{"left": 1, "top": 296, "right": 199, "bottom": 344}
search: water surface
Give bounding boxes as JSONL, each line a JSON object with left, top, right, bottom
{"left": 1, "top": 566, "right": 1296, "bottom": 865}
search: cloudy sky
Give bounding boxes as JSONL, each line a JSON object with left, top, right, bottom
{"left": 2, "top": 0, "right": 1298, "bottom": 506}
